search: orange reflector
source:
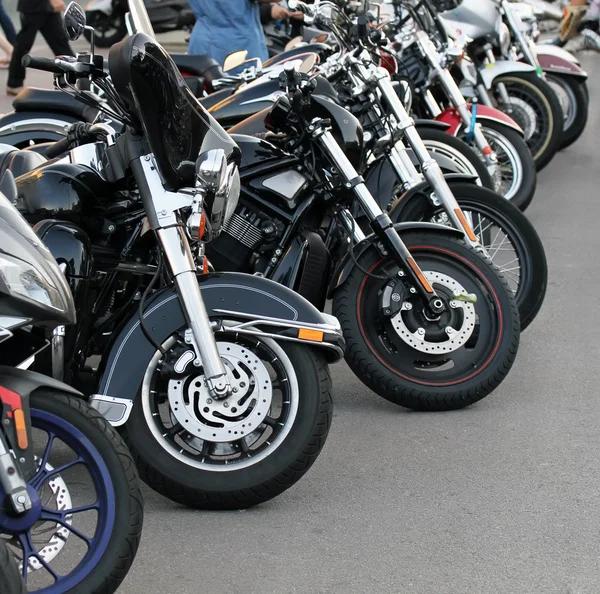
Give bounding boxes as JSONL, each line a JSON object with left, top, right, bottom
{"left": 13, "top": 409, "right": 28, "bottom": 449}
{"left": 454, "top": 209, "right": 478, "bottom": 243}
{"left": 482, "top": 146, "right": 493, "bottom": 155}
{"left": 407, "top": 258, "right": 434, "bottom": 293}
{"left": 198, "top": 211, "right": 207, "bottom": 241}
{"left": 298, "top": 328, "right": 324, "bottom": 342}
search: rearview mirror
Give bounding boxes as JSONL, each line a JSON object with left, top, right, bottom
{"left": 63, "top": 2, "right": 86, "bottom": 41}
{"left": 223, "top": 50, "right": 248, "bottom": 73}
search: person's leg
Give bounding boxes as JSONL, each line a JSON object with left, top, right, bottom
{"left": 39, "top": 12, "right": 74, "bottom": 57}
{"left": 0, "top": 1, "right": 16, "bottom": 45}
{"left": 7, "top": 13, "right": 42, "bottom": 91}
{"left": 0, "top": 32, "right": 12, "bottom": 63}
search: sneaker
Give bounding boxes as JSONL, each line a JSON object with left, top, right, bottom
{"left": 581, "top": 28, "right": 600, "bottom": 51}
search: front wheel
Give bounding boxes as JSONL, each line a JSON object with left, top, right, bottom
{"left": 469, "top": 120, "right": 537, "bottom": 211}
{"left": 492, "top": 72, "right": 563, "bottom": 171}
{"left": 545, "top": 73, "right": 589, "bottom": 149}
{"left": 0, "top": 393, "right": 143, "bottom": 594}
{"left": 123, "top": 331, "right": 333, "bottom": 510}
{"left": 332, "top": 231, "right": 520, "bottom": 411}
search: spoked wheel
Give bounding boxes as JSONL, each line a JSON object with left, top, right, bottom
{"left": 475, "top": 120, "right": 537, "bottom": 211}
{"left": 0, "top": 393, "right": 143, "bottom": 594}
{"left": 492, "top": 72, "right": 563, "bottom": 171}
{"left": 0, "top": 539, "right": 25, "bottom": 594}
{"left": 332, "top": 231, "right": 520, "bottom": 411}
{"left": 389, "top": 182, "right": 548, "bottom": 331}
{"left": 545, "top": 73, "right": 589, "bottom": 149}
{"left": 123, "top": 328, "right": 332, "bottom": 510}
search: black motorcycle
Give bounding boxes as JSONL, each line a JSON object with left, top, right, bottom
{"left": 11, "top": 2, "right": 345, "bottom": 511}
{"left": 0, "top": 180, "right": 143, "bottom": 592}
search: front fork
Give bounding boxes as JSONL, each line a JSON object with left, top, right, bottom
{"left": 133, "top": 156, "right": 231, "bottom": 399}
{"left": 414, "top": 32, "right": 497, "bottom": 173}
{"left": 313, "top": 124, "right": 446, "bottom": 316}
{"left": 373, "top": 73, "right": 479, "bottom": 247}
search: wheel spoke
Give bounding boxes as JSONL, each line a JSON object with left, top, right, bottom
{"left": 31, "top": 457, "right": 84, "bottom": 490}
{"left": 262, "top": 416, "right": 278, "bottom": 428}
{"left": 38, "top": 512, "right": 92, "bottom": 546}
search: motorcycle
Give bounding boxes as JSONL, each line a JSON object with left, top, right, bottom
{"left": 0, "top": 179, "right": 143, "bottom": 592}
{"left": 12, "top": 1, "right": 345, "bottom": 511}
{"left": 440, "top": 0, "right": 565, "bottom": 170}
{"left": 232, "top": 3, "right": 547, "bottom": 331}
{"left": 501, "top": 0, "right": 589, "bottom": 148}
{"left": 84, "top": 0, "right": 194, "bottom": 47}
{"left": 387, "top": 0, "right": 537, "bottom": 210}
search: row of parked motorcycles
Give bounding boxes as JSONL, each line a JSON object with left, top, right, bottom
{"left": 0, "top": 0, "right": 585, "bottom": 591}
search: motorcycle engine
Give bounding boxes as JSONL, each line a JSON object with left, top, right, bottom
{"left": 206, "top": 205, "right": 284, "bottom": 273}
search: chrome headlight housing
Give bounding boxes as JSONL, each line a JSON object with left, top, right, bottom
{"left": 196, "top": 149, "right": 240, "bottom": 236}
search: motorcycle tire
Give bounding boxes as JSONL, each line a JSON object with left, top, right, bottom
{"left": 0, "top": 392, "right": 143, "bottom": 594}
{"left": 332, "top": 231, "right": 520, "bottom": 412}
{"left": 123, "top": 333, "right": 333, "bottom": 510}
{"left": 0, "top": 539, "right": 25, "bottom": 594}
{"left": 545, "top": 73, "right": 589, "bottom": 150}
{"left": 388, "top": 182, "right": 548, "bottom": 331}
{"left": 84, "top": 11, "right": 127, "bottom": 48}
{"left": 416, "top": 127, "right": 495, "bottom": 190}
{"left": 492, "top": 72, "right": 563, "bottom": 171}
{"left": 469, "top": 119, "right": 537, "bottom": 212}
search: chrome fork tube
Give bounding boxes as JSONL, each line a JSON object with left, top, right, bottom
{"left": 501, "top": 0, "right": 539, "bottom": 67}
{"left": 389, "top": 141, "right": 421, "bottom": 190}
{"left": 51, "top": 325, "right": 65, "bottom": 382}
{"left": 375, "top": 74, "right": 479, "bottom": 246}
{"left": 133, "top": 156, "right": 230, "bottom": 397}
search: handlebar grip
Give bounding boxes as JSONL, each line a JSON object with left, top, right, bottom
{"left": 45, "top": 137, "right": 72, "bottom": 159}
{"left": 357, "top": 15, "right": 369, "bottom": 40}
{"left": 22, "top": 55, "right": 64, "bottom": 74}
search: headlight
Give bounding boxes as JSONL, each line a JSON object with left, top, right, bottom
{"left": 196, "top": 149, "right": 240, "bottom": 236}
{"left": 499, "top": 22, "right": 511, "bottom": 56}
{"left": 0, "top": 252, "right": 65, "bottom": 312}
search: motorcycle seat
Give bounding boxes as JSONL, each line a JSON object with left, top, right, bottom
{"left": 171, "top": 54, "right": 225, "bottom": 85}
{"left": 0, "top": 146, "right": 46, "bottom": 180}
{"left": 13, "top": 88, "right": 99, "bottom": 122}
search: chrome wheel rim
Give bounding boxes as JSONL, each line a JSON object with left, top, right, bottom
{"left": 481, "top": 127, "right": 523, "bottom": 201}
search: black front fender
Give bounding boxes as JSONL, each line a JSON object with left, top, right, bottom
{"left": 329, "top": 222, "right": 465, "bottom": 297}
{"left": 97, "top": 272, "right": 344, "bottom": 404}
{"left": 0, "top": 365, "right": 83, "bottom": 399}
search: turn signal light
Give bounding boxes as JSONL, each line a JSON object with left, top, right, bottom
{"left": 14, "top": 409, "right": 28, "bottom": 449}
{"left": 298, "top": 328, "right": 324, "bottom": 342}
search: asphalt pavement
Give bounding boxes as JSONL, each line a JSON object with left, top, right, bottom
{"left": 2, "top": 36, "right": 600, "bottom": 594}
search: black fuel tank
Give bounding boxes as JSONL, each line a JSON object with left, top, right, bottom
{"left": 15, "top": 163, "right": 111, "bottom": 226}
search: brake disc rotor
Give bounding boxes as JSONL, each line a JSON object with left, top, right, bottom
{"left": 390, "top": 271, "right": 476, "bottom": 354}
{"left": 168, "top": 342, "right": 273, "bottom": 443}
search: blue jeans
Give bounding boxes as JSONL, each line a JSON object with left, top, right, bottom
{"left": 0, "top": 0, "right": 16, "bottom": 45}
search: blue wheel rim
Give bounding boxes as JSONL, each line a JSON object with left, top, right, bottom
{"left": 0, "top": 406, "right": 117, "bottom": 593}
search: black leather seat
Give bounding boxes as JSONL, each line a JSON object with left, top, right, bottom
{"left": 0, "top": 147, "right": 46, "bottom": 180}
{"left": 13, "top": 88, "right": 99, "bottom": 122}
{"left": 171, "top": 54, "right": 225, "bottom": 85}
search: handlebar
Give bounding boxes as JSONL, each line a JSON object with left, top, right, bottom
{"left": 21, "top": 55, "right": 65, "bottom": 74}
{"left": 45, "top": 136, "right": 72, "bottom": 159}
